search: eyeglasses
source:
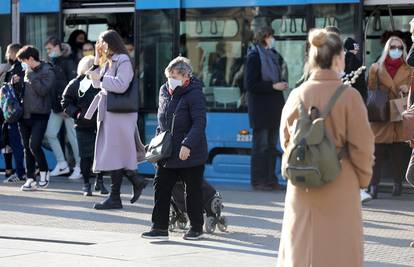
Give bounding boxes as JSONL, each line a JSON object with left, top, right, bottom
{"left": 390, "top": 45, "right": 403, "bottom": 50}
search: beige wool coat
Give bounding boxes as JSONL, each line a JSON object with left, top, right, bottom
{"left": 277, "top": 69, "right": 375, "bottom": 267}
{"left": 368, "top": 62, "right": 413, "bottom": 144}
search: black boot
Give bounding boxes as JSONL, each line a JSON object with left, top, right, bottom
{"left": 125, "top": 170, "right": 148, "bottom": 204}
{"left": 392, "top": 183, "right": 402, "bottom": 197}
{"left": 95, "top": 175, "right": 109, "bottom": 195}
{"left": 83, "top": 183, "right": 92, "bottom": 196}
{"left": 369, "top": 185, "right": 378, "bottom": 199}
{"left": 94, "top": 170, "right": 123, "bottom": 210}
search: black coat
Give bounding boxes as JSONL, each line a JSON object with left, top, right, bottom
{"left": 244, "top": 47, "right": 286, "bottom": 130}
{"left": 157, "top": 77, "right": 208, "bottom": 168}
{"left": 345, "top": 52, "right": 367, "bottom": 101}
{"left": 4, "top": 61, "right": 25, "bottom": 101}
{"left": 61, "top": 75, "right": 99, "bottom": 129}
{"left": 50, "top": 56, "right": 76, "bottom": 113}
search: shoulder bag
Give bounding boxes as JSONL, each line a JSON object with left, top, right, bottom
{"left": 366, "top": 68, "right": 390, "bottom": 122}
{"left": 145, "top": 98, "right": 183, "bottom": 163}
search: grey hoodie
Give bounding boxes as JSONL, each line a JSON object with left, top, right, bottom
{"left": 23, "top": 62, "right": 55, "bottom": 119}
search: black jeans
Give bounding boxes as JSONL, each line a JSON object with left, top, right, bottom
{"left": 251, "top": 128, "right": 278, "bottom": 186}
{"left": 152, "top": 165, "right": 204, "bottom": 232}
{"left": 19, "top": 115, "right": 49, "bottom": 179}
{"left": 372, "top": 143, "right": 411, "bottom": 186}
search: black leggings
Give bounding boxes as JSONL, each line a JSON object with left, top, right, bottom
{"left": 80, "top": 156, "right": 103, "bottom": 184}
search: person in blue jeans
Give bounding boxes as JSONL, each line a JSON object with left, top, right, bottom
{"left": 2, "top": 43, "right": 26, "bottom": 183}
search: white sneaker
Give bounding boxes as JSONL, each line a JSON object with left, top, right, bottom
{"left": 50, "top": 161, "right": 70, "bottom": 176}
{"left": 68, "top": 166, "right": 82, "bottom": 180}
{"left": 38, "top": 172, "right": 50, "bottom": 189}
{"left": 21, "top": 178, "right": 37, "bottom": 191}
{"left": 360, "top": 189, "right": 372, "bottom": 204}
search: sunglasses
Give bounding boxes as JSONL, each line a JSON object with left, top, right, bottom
{"left": 390, "top": 45, "right": 403, "bottom": 50}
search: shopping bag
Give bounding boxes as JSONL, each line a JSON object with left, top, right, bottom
{"left": 389, "top": 96, "right": 408, "bottom": 122}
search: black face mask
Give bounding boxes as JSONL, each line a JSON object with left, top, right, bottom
{"left": 75, "top": 42, "right": 84, "bottom": 48}
{"left": 8, "top": 59, "right": 16, "bottom": 65}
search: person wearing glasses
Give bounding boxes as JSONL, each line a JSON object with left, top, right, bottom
{"left": 367, "top": 36, "right": 413, "bottom": 199}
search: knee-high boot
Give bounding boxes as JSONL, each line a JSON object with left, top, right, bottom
{"left": 94, "top": 169, "right": 124, "bottom": 210}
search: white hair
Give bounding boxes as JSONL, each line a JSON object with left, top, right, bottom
{"left": 77, "top": 55, "right": 95, "bottom": 76}
{"left": 164, "top": 56, "right": 193, "bottom": 78}
{"left": 377, "top": 36, "right": 408, "bottom": 66}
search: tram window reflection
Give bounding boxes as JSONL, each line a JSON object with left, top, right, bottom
{"left": 313, "top": 4, "right": 358, "bottom": 36}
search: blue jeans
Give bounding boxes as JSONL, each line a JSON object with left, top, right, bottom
{"left": 3, "top": 123, "right": 25, "bottom": 178}
{"left": 45, "top": 111, "right": 80, "bottom": 165}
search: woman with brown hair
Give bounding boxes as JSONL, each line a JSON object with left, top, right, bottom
{"left": 367, "top": 36, "right": 413, "bottom": 199}
{"left": 85, "top": 30, "right": 147, "bottom": 209}
{"left": 277, "top": 29, "right": 374, "bottom": 267}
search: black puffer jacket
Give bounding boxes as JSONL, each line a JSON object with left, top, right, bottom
{"left": 61, "top": 75, "right": 99, "bottom": 129}
{"left": 156, "top": 77, "right": 208, "bottom": 168}
{"left": 22, "top": 62, "right": 55, "bottom": 119}
{"left": 345, "top": 52, "right": 367, "bottom": 101}
{"left": 50, "top": 56, "right": 76, "bottom": 113}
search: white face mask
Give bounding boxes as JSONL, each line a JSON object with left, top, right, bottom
{"left": 168, "top": 78, "right": 183, "bottom": 91}
{"left": 78, "top": 76, "right": 92, "bottom": 97}
{"left": 21, "top": 62, "right": 28, "bottom": 71}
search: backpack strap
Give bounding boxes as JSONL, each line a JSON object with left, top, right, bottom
{"left": 321, "top": 84, "right": 348, "bottom": 119}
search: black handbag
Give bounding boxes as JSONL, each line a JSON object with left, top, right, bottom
{"left": 145, "top": 99, "right": 182, "bottom": 163}
{"left": 366, "top": 68, "right": 389, "bottom": 122}
{"left": 107, "top": 77, "right": 139, "bottom": 113}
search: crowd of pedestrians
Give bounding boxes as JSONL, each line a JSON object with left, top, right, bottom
{"left": 0, "top": 15, "right": 413, "bottom": 264}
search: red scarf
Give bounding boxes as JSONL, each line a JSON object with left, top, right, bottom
{"left": 384, "top": 56, "right": 403, "bottom": 79}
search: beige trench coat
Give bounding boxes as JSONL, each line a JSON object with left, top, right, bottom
{"left": 277, "top": 69, "right": 375, "bottom": 267}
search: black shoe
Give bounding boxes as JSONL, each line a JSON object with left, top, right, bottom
{"left": 125, "top": 172, "right": 148, "bottom": 204}
{"left": 141, "top": 229, "right": 169, "bottom": 240}
{"left": 93, "top": 195, "right": 123, "bottom": 210}
{"left": 95, "top": 179, "right": 109, "bottom": 195}
{"left": 83, "top": 183, "right": 92, "bottom": 196}
{"left": 369, "top": 185, "right": 378, "bottom": 199}
{"left": 392, "top": 183, "right": 402, "bottom": 197}
{"left": 183, "top": 229, "right": 204, "bottom": 240}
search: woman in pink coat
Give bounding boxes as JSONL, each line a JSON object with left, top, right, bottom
{"left": 86, "top": 30, "right": 147, "bottom": 210}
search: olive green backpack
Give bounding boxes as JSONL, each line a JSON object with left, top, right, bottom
{"left": 282, "top": 84, "right": 348, "bottom": 188}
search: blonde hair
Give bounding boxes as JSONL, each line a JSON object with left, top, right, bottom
{"left": 77, "top": 55, "right": 95, "bottom": 76}
{"left": 307, "top": 28, "right": 343, "bottom": 71}
{"left": 377, "top": 36, "right": 407, "bottom": 65}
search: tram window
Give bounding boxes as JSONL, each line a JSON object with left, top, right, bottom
{"left": 183, "top": 20, "right": 238, "bottom": 38}
{"left": 22, "top": 14, "right": 58, "bottom": 60}
{"left": 313, "top": 4, "right": 358, "bottom": 36}
{"left": 271, "top": 17, "right": 307, "bottom": 36}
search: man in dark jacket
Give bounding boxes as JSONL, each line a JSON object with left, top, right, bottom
{"left": 2, "top": 43, "right": 26, "bottom": 183}
{"left": 344, "top": 37, "right": 367, "bottom": 101}
{"left": 43, "top": 36, "right": 81, "bottom": 179}
{"left": 244, "top": 26, "right": 288, "bottom": 191}
{"left": 16, "top": 45, "right": 55, "bottom": 191}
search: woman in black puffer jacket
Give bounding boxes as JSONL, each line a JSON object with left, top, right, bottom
{"left": 61, "top": 55, "right": 108, "bottom": 196}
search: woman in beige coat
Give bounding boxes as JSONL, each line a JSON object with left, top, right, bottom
{"left": 277, "top": 29, "right": 375, "bottom": 267}
{"left": 367, "top": 36, "right": 413, "bottom": 198}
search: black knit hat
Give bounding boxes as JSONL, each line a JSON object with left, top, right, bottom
{"left": 344, "top": 37, "right": 359, "bottom": 51}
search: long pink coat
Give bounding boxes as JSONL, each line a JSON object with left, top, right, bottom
{"left": 85, "top": 53, "right": 145, "bottom": 172}
{"left": 277, "top": 69, "right": 375, "bottom": 267}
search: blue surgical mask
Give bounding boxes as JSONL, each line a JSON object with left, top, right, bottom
{"left": 168, "top": 78, "right": 183, "bottom": 90}
{"left": 271, "top": 38, "right": 277, "bottom": 49}
{"left": 21, "top": 62, "right": 28, "bottom": 71}
{"left": 389, "top": 49, "right": 403, "bottom": 60}
{"left": 49, "top": 51, "right": 59, "bottom": 59}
